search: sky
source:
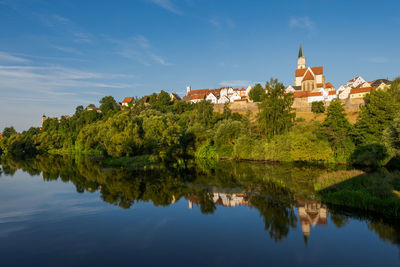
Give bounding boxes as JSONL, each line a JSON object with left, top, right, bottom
{"left": 0, "top": 0, "right": 399, "bottom": 131}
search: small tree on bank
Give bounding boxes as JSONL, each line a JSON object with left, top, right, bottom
{"left": 249, "top": 83, "right": 266, "bottom": 102}
{"left": 311, "top": 101, "right": 325, "bottom": 114}
{"left": 258, "top": 78, "right": 295, "bottom": 139}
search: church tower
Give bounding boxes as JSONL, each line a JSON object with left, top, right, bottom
{"left": 297, "top": 44, "right": 306, "bottom": 69}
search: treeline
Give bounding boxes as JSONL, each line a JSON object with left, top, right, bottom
{"left": 1, "top": 77, "right": 400, "bottom": 166}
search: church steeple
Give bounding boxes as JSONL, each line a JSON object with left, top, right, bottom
{"left": 298, "top": 44, "right": 304, "bottom": 58}
{"left": 297, "top": 44, "right": 306, "bottom": 69}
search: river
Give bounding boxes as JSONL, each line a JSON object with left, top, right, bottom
{"left": 0, "top": 156, "right": 399, "bottom": 266}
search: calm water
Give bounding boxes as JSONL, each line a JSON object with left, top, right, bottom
{"left": 0, "top": 156, "right": 399, "bottom": 266}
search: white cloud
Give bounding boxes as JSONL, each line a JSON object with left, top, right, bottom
{"left": 0, "top": 51, "right": 30, "bottom": 63}
{"left": 113, "top": 35, "right": 171, "bottom": 66}
{"left": 149, "top": 0, "right": 182, "bottom": 15}
{"left": 289, "top": 16, "right": 316, "bottom": 36}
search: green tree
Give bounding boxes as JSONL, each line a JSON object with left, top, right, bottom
{"left": 384, "top": 113, "right": 400, "bottom": 152}
{"left": 322, "top": 99, "right": 354, "bottom": 161}
{"left": 249, "top": 83, "right": 266, "bottom": 102}
{"left": 99, "top": 96, "right": 119, "bottom": 115}
{"left": 353, "top": 90, "right": 398, "bottom": 144}
{"left": 2, "top": 127, "right": 17, "bottom": 138}
{"left": 222, "top": 102, "right": 232, "bottom": 120}
{"left": 193, "top": 100, "right": 214, "bottom": 126}
{"left": 258, "top": 78, "right": 295, "bottom": 139}
{"left": 311, "top": 101, "right": 325, "bottom": 114}
{"left": 388, "top": 77, "right": 400, "bottom": 103}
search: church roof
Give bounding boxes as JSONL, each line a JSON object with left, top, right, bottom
{"left": 295, "top": 66, "right": 324, "bottom": 77}
{"left": 302, "top": 70, "right": 315, "bottom": 81}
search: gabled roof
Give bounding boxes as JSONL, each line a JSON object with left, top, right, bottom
{"left": 325, "top": 82, "right": 334, "bottom": 88}
{"left": 328, "top": 90, "right": 337, "bottom": 95}
{"left": 309, "top": 92, "right": 322, "bottom": 97}
{"left": 295, "top": 66, "right": 324, "bottom": 77}
{"left": 350, "top": 87, "right": 373, "bottom": 94}
{"left": 370, "top": 79, "right": 391, "bottom": 87}
{"left": 188, "top": 89, "right": 210, "bottom": 96}
{"left": 122, "top": 97, "right": 134, "bottom": 103}
{"left": 302, "top": 70, "right": 315, "bottom": 81}
{"left": 191, "top": 94, "right": 206, "bottom": 100}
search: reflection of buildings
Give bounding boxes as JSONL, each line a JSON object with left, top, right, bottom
{"left": 297, "top": 201, "right": 328, "bottom": 245}
{"left": 187, "top": 192, "right": 248, "bottom": 209}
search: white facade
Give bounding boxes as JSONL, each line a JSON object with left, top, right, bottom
{"left": 229, "top": 93, "right": 241, "bottom": 102}
{"left": 218, "top": 95, "right": 230, "bottom": 104}
{"left": 205, "top": 93, "right": 218, "bottom": 104}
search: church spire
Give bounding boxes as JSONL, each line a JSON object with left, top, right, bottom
{"left": 298, "top": 44, "right": 304, "bottom": 58}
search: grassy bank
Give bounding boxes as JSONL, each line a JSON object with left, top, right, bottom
{"left": 315, "top": 170, "right": 400, "bottom": 217}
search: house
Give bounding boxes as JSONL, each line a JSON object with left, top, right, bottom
{"left": 349, "top": 87, "right": 373, "bottom": 99}
{"left": 229, "top": 92, "right": 242, "bottom": 102}
{"left": 86, "top": 106, "right": 102, "bottom": 113}
{"left": 370, "top": 79, "right": 391, "bottom": 90}
{"left": 122, "top": 97, "right": 134, "bottom": 107}
{"left": 169, "top": 93, "right": 181, "bottom": 101}
{"left": 205, "top": 92, "right": 218, "bottom": 104}
{"left": 217, "top": 95, "right": 230, "bottom": 104}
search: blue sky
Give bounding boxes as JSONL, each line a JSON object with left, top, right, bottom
{"left": 1, "top": 0, "right": 399, "bottom": 130}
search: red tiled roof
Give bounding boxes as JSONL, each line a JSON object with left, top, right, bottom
{"left": 309, "top": 92, "right": 322, "bottom": 96}
{"left": 295, "top": 66, "right": 324, "bottom": 77}
{"left": 325, "top": 82, "right": 334, "bottom": 88}
{"left": 328, "top": 90, "right": 337, "bottom": 95}
{"left": 350, "top": 87, "right": 372, "bottom": 94}
{"left": 293, "top": 91, "right": 310, "bottom": 98}
{"left": 122, "top": 97, "right": 134, "bottom": 103}
{"left": 191, "top": 94, "right": 206, "bottom": 100}
{"left": 302, "top": 71, "right": 315, "bottom": 81}
{"left": 188, "top": 89, "right": 210, "bottom": 96}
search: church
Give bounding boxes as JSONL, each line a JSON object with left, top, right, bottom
{"left": 287, "top": 45, "right": 334, "bottom": 93}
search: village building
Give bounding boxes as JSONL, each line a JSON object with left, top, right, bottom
{"left": 169, "top": 93, "right": 181, "bottom": 101}
{"left": 370, "top": 79, "right": 391, "bottom": 90}
{"left": 86, "top": 106, "right": 102, "bottom": 113}
{"left": 122, "top": 97, "right": 134, "bottom": 107}
{"left": 183, "top": 85, "right": 250, "bottom": 103}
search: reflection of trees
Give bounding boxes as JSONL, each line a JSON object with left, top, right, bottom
{"left": 6, "top": 155, "right": 399, "bottom": 246}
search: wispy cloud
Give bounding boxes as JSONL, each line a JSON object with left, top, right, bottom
{"left": 219, "top": 80, "right": 255, "bottom": 87}
{"left": 0, "top": 51, "right": 30, "bottom": 63}
{"left": 149, "top": 0, "right": 182, "bottom": 15}
{"left": 369, "top": 57, "right": 388, "bottom": 63}
{"left": 289, "top": 16, "right": 316, "bottom": 36}
{"left": 209, "top": 17, "right": 235, "bottom": 30}
{"left": 113, "top": 35, "right": 171, "bottom": 66}
{"left": 52, "top": 45, "right": 83, "bottom": 55}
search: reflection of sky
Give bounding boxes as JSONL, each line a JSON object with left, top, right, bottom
{"left": 0, "top": 169, "right": 398, "bottom": 266}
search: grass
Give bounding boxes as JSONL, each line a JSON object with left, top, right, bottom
{"left": 315, "top": 170, "right": 400, "bottom": 217}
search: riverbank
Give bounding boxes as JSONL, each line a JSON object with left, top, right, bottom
{"left": 315, "top": 170, "right": 400, "bottom": 218}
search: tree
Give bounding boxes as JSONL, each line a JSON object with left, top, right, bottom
{"left": 311, "top": 101, "right": 325, "bottom": 114}
{"left": 75, "top": 105, "right": 84, "bottom": 117}
{"left": 322, "top": 99, "right": 354, "bottom": 160}
{"left": 258, "top": 78, "right": 295, "bottom": 139}
{"left": 2, "top": 127, "right": 17, "bottom": 138}
{"left": 193, "top": 100, "right": 214, "bottom": 126}
{"left": 99, "top": 96, "right": 119, "bottom": 115}
{"left": 384, "top": 113, "right": 400, "bottom": 152}
{"left": 249, "top": 83, "right": 266, "bottom": 102}
{"left": 353, "top": 90, "right": 398, "bottom": 144}
{"left": 222, "top": 102, "right": 232, "bottom": 120}
{"left": 388, "top": 77, "right": 400, "bottom": 103}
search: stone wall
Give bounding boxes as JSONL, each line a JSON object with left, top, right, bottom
{"left": 214, "top": 98, "right": 364, "bottom": 113}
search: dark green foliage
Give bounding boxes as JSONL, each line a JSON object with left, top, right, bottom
{"left": 311, "top": 101, "right": 325, "bottom": 114}
{"left": 193, "top": 100, "right": 214, "bottom": 126}
{"left": 322, "top": 99, "right": 354, "bottom": 161}
{"left": 99, "top": 96, "right": 119, "bottom": 115}
{"left": 258, "top": 78, "right": 295, "bottom": 139}
{"left": 353, "top": 90, "right": 398, "bottom": 144}
{"left": 249, "top": 83, "right": 266, "bottom": 102}
{"left": 351, "top": 143, "right": 389, "bottom": 167}
{"left": 388, "top": 77, "right": 400, "bottom": 103}
{"left": 2, "top": 127, "right": 16, "bottom": 138}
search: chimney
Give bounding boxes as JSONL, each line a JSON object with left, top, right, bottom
{"left": 186, "top": 85, "right": 191, "bottom": 94}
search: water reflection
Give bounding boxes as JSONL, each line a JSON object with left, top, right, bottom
{"left": 0, "top": 155, "right": 399, "bottom": 252}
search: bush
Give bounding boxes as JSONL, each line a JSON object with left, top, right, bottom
{"left": 311, "top": 101, "right": 325, "bottom": 114}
